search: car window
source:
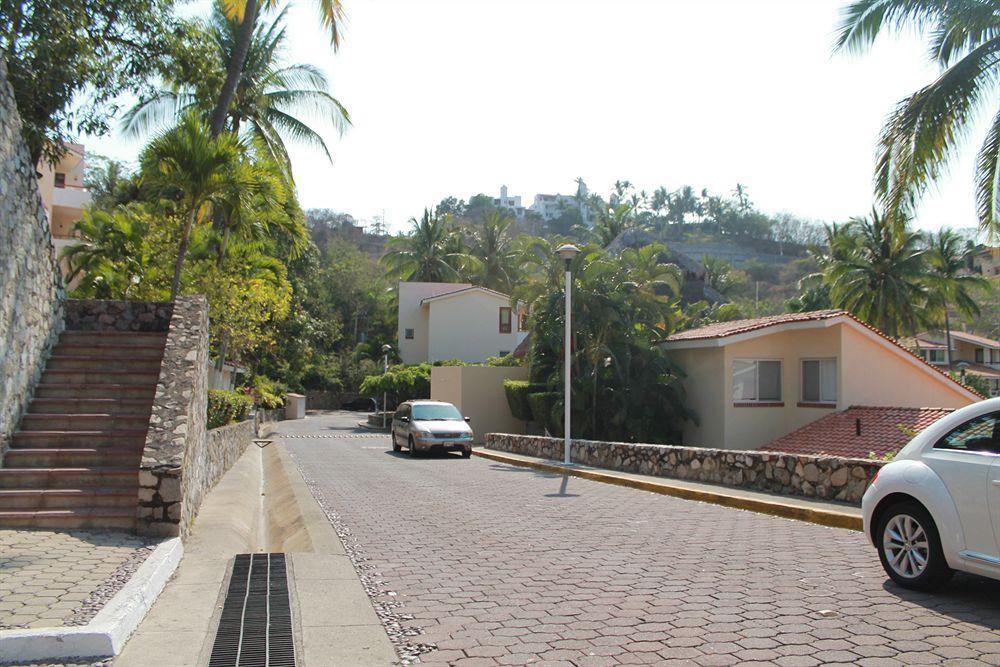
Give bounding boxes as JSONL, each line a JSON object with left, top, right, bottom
{"left": 396, "top": 405, "right": 409, "bottom": 419}
{"left": 934, "top": 412, "right": 1000, "bottom": 454}
{"left": 412, "top": 404, "right": 463, "bottom": 421}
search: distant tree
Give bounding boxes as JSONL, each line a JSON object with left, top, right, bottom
{"left": 925, "top": 229, "right": 988, "bottom": 364}
{"left": 381, "top": 209, "right": 473, "bottom": 282}
{"left": 701, "top": 256, "right": 743, "bottom": 295}
{"left": 835, "top": 0, "right": 1000, "bottom": 240}
{"left": 84, "top": 156, "right": 142, "bottom": 209}
{"left": 435, "top": 196, "right": 466, "bottom": 218}
{"left": 469, "top": 211, "right": 520, "bottom": 292}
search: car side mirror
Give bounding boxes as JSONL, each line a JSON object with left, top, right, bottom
{"left": 400, "top": 416, "right": 410, "bottom": 423}
{"left": 464, "top": 416, "right": 471, "bottom": 423}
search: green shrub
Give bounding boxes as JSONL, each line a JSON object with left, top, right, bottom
{"left": 527, "top": 392, "right": 562, "bottom": 436}
{"left": 504, "top": 380, "right": 544, "bottom": 421}
{"left": 208, "top": 389, "right": 254, "bottom": 429}
{"left": 359, "top": 363, "right": 432, "bottom": 404}
{"left": 486, "top": 353, "right": 522, "bottom": 367}
{"left": 252, "top": 375, "right": 286, "bottom": 409}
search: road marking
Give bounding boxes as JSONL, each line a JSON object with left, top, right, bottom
{"left": 276, "top": 433, "right": 389, "bottom": 439}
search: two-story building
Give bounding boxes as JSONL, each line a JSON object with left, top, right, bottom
{"left": 37, "top": 143, "right": 91, "bottom": 284}
{"left": 906, "top": 331, "right": 1000, "bottom": 396}
{"left": 397, "top": 282, "right": 528, "bottom": 364}
{"left": 662, "top": 310, "right": 980, "bottom": 451}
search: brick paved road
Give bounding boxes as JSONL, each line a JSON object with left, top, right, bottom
{"left": 280, "top": 412, "right": 1000, "bottom": 666}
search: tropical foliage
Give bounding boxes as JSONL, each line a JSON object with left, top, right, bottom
{"left": 836, "top": 0, "right": 1000, "bottom": 240}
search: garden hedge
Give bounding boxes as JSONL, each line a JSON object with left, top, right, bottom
{"left": 207, "top": 389, "right": 254, "bottom": 429}
{"left": 527, "top": 391, "right": 562, "bottom": 436}
{"left": 504, "top": 380, "right": 545, "bottom": 422}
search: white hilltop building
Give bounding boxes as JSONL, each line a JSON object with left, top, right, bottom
{"left": 489, "top": 181, "right": 592, "bottom": 225}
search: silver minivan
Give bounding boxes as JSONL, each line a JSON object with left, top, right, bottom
{"left": 392, "top": 400, "right": 474, "bottom": 458}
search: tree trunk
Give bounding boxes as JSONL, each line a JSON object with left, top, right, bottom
{"left": 208, "top": 0, "right": 258, "bottom": 138}
{"left": 171, "top": 207, "right": 199, "bottom": 300}
{"left": 944, "top": 306, "right": 953, "bottom": 368}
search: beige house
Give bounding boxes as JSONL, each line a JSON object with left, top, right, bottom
{"left": 906, "top": 331, "right": 1000, "bottom": 396}
{"left": 37, "top": 143, "right": 91, "bottom": 283}
{"left": 397, "top": 282, "right": 528, "bottom": 364}
{"left": 662, "top": 310, "right": 980, "bottom": 451}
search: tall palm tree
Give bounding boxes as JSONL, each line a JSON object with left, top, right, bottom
{"left": 210, "top": 0, "right": 345, "bottom": 138}
{"left": 925, "top": 229, "right": 989, "bottom": 364}
{"left": 825, "top": 208, "right": 928, "bottom": 338}
{"left": 836, "top": 0, "right": 1000, "bottom": 239}
{"left": 469, "top": 211, "right": 520, "bottom": 292}
{"left": 140, "top": 113, "right": 259, "bottom": 299}
{"left": 124, "top": 4, "right": 349, "bottom": 177}
{"left": 381, "top": 210, "right": 473, "bottom": 283}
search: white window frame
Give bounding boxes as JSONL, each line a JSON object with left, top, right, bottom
{"left": 801, "top": 358, "right": 837, "bottom": 405}
{"left": 732, "top": 359, "right": 782, "bottom": 404}
{"left": 927, "top": 349, "right": 945, "bottom": 363}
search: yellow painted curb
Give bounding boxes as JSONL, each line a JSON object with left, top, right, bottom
{"left": 473, "top": 449, "right": 862, "bottom": 532}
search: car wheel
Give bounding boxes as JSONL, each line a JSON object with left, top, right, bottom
{"left": 875, "top": 500, "right": 953, "bottom": 591}
{"left": 462, "top": 448, "right": 471, "bottom": 459}
{"left": 408, "top": 436, "right": 418, "bottom": 457}
{"left": 392, "top": 433, "right": 401, "bottom": 452}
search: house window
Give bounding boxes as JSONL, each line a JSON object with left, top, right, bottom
{"left": 518, "top": 308, "right": 528, "bottom": 332}
{"left": 732, "top": 360, "right": 781, "bottom": 404}
{"left": 499, "top": 307, "right": 512, "bottom": 334}
{"left": 404, "top": 328, "right": 414, "bottom": 340}
{"left": 928, "top": 349, "right": 945, "bottom": 363}
{"left": 801, "top": 359, "right": 837, "bottom": 404}
{"left": 54, "top": 173, "right": 66, "bottom": 188}
{"left": 975, "top": 348, "right": 984, "bottom": 363}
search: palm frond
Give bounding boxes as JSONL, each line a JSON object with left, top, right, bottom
{"left": 835, "top": 0, "right": 949, "bottom": 54}
{"left": 977, "top": 107, "right": 1000, "bottom": 241}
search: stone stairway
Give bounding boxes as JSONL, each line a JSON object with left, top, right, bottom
{"left": 0, "top": 330, "right": 166, "bottom": 530}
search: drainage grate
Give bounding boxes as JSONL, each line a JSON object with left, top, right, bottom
{"left": 208, "top": 553, "right": 296, "bottom": 667}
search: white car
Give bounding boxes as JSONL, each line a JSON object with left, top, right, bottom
{"left": 862, "top": 397, "right": 1000, "bottom": 590}
{"left": 391, "top": 400, "right": 474, "bottom": 458}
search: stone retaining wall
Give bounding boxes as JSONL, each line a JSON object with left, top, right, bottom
{"left": 138, "top": 296, "right": 210, "bottom": 537}
{"left": 485, "top": 434, "right": 883, "bottom": 505}
{"left": 64, "top": 299, "right": 172, "bottom": 332}
{"left": 0, "top": 60, "right": 65, "bottom": 458}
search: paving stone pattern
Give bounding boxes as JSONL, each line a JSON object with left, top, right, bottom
{"left": 0, "top": 530, "right": 156, "bottom": 630}
{"left": 283, "top": 415, "right": 1000, "bottom": 667}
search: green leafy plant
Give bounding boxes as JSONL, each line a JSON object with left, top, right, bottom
{"left": 487, "top": 353, "right": 523, "bottom": 367}
{"left": 527, "top": 392, "right": 562, "bottom": 436}
{"left": 359, "top": 364, "right": 432, "bottom": 405}
{"left": 251, "top": 375, "right": 286, "bottom": 409}
{"left": 503, "top": 380, "right": 544, "bottom": 422}
{"left": 207, "top": 389, "right": 253, "bottom": 429}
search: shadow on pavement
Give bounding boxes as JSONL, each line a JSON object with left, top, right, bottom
{"left": 544, "top": 475, "right": 580, "bottom": 498}
{"left": 383, "top": 450, "right": 467, "bottom": 461}
{"left": 882, "top": 573, "right": 1000, "bottom": 625}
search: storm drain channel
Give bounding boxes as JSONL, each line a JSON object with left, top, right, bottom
{"left": 208, "top": 553, "right": 296, "bottom": 667}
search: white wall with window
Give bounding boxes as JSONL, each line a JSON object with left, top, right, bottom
{"left": 732, "top": 360, "right": 782, "bottom": 403}
{"left": 801, "top": 358, "right": 837, "bottom": 404}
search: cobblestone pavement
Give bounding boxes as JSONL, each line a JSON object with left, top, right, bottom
{"left": 281, "top": 412, "right": 1000, "bottom": 666}
{"left": 0, "top": 529, "right": 157, "bottom": 630}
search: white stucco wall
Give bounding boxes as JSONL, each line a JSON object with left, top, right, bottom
{"left": 397, "top": 282, "right": 471, "bottom": 365}
{"left": 424, "top": 291, "right": 527, "bottom": 364}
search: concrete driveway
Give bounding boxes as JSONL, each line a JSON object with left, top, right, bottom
{"left": 277, "top": 411, "right": 1000, "bottom": 666}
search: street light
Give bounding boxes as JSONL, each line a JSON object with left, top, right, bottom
{"left": 381, "top": 344, "right": 392, "bottom": 430}
{"left": 556, "top": 243, "right": 580, "bottom": 464}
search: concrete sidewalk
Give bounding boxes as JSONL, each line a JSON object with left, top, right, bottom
{"left": 475, "top": 448, "right": 864, "bottom": 531}
{"left": 114, "top": 442, "right": 395, "bottom": 666}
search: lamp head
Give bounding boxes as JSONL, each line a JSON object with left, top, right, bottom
{"left": 381, "top": 344, "right": 392, "bottom": 354}
{"left": 556, "top": 244, "right": 581, "bottom": 263}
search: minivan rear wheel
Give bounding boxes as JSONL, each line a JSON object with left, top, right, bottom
{"left": 875, "top": 500, "right": 952, "bottom": 591}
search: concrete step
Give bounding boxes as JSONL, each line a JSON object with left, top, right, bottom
{"left": 41, "top": 369, "right": 160, "bottom": 385}
{"left": 0, "top": 508, "right": 136, "bottom": 530}
{"left": 34, "top": 384, "right": 158, "bottom": 400}
{"left": 53, "top": 342, "right": 165, "bottom": 359}
{"left": 45, "top": 355, "right": 162, "bottom": 372}
{"left": 3, "top": 448, "right": 143, "bottom": 468}
{"left": 28, "top": 398, "right": 153, "bottom": 416}
{"left": 59, "top": 331, "right": 167, "bottom": 347}
{"left": 0, "top": 468, "right": 139, "bottom": 489}
{"left": 12, "top": 430, "right": 148, "bottom": 448}
{"left": 0, "top": 487, "right": 136, "bottom": 509}
{"left": 20, "top": 413, "right": 151, "bottom": 431}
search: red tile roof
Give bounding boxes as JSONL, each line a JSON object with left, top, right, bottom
{"left": 759, "top": 406, "right": 954, "bottom": 460}
{"left": 666, "top": 310, "right": 847, "bottom": 341}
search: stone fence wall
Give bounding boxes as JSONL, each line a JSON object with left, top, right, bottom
{"left": 0, "top": 59, "right": 65, "bottom": 458}
{"left": 138, "top": 296, "right": 210, "bottom": 537}
{"left": 65, "top": 299, "right": 173, "bottom": 332}
{"left": 485, "top": 434, "right": 884, "bottom": 505}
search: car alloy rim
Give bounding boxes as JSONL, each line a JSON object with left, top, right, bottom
{"left": 883, "top": 514, "right": 930, "bottom": 579}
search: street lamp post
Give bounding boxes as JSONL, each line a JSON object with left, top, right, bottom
{"left": 381, "top": 344, "right": 392, "bottom": 430}
{"left": 556, "top": 244, "right": 580, "bottom": 465}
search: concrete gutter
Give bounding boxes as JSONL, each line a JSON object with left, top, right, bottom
{"left": 0, "top": 537, "right": 182, "bottom": 663}
{"left": 474, "top": 448, "right": 863, "bottom": 531}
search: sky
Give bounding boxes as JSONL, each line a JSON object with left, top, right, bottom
{"left": 85, "top": 0, "right": 993, "bottom": 235}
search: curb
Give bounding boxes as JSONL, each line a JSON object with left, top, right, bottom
{"left": 0, "top": 537, "right": 183, "bottom": 662}
{"left": 473, "top": 449, "right": 862, "bottom": 532}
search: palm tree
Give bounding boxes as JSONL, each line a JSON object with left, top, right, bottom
{"left": 925, "top": 229, "right": 989, "bottom": 364}
{"left": 140, "top": 113, "right": 258, "bottom": 299}
{"left": 836, "top": 0, "right": 1000, "bottom": 239}
{"left": 381, "top": 210, "right": 473, "bottom": 283}
{"left": 825, "top": 208, "right": 928, "bottom": 338}
{"left": 469, "top": 211, "right": 520, "bottom": 292}
{"left": 210, "top": 0, "right": 345, "bottom": 138}
{"left": 62, "top": 208, "right": 151, "bottom": 299}
{"left": 123, "top": 4, "right": 349, "bottom": 177}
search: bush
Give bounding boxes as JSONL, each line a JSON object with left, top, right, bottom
{"left": 251, "top": 375, "right": 286, "bottom": 409}
{"left": 527, "top": 392, "right": 562, "bottom": 436}
{"left": 208, "top": 389, "right": 254, "bottom": 429}
{"left": 487, "top": 353, "right": 523, "bottom": 367}
{"left": 504, "top": 380, "right": 544, "bottom": 421}
{"left": 359, "top": 363, "right": 432, "bottom": 405}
